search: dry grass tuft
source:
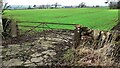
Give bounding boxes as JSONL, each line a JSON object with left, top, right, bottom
{"left": 75, "top": 46, "right": 114, "bottom": 66}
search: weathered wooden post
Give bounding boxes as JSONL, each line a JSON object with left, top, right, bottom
{"left": 10, "top": 20, "right": 18, "bottom": 37}
{"left": 73, "top": 24, "right": 82, "bottom": 48}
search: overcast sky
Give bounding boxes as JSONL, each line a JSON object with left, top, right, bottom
{"left": 5, "top": 0, "right": 109, "bottom": 6}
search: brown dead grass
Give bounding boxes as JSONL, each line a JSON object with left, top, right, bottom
{"left": 73, "top": 45, "right": 115, "bottom": 66}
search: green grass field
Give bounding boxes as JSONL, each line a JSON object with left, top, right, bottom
{"left": 4, "top": 8, "right": 118, "bottom": 31}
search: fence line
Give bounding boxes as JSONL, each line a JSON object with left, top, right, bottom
{"left": 17, "top": 21, "right": 77, "bottom": 25}
{"left": 16, "top": 20, "right": 76, "bottom": 40}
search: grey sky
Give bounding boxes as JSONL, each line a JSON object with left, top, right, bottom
{"left": 5, "top": 0, "right": 108, "bottom": 6}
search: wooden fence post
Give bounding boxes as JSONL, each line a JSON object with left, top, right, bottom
{"left": 73, "top": 24, "right": 81, "bottom": 48}
{"left": 10, "top": 21, "right": 18, "bottom": 37}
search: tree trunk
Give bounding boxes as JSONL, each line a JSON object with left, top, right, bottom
{"left": 0, "top": 0, "right": 3, "bottom": 67}
{"left": 0, "top": 0, "right": 3, "bottom": 45}
{"left": 0, "top": 0, "right": 3, "bottom": 33}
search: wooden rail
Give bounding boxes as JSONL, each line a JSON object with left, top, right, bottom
{"left": 16, "top": 21, "right": 77, "bottom": 26}
{"left": 18, "top": 25, "right": 73, "bottom": 29}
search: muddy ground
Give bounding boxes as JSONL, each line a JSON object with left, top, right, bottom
{"left": 1, "top": 29, "right": 74, "bottom": 66}
{"left": 1, "top": 29, "right": 120, "bottom": 67}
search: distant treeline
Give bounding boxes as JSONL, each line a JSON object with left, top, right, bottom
{"left": 7, "top": 4, "right": 106, "bottom": 10}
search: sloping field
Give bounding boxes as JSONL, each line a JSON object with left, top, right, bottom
{"left": 4, "top": 8, "right": 118, "bottom": 30}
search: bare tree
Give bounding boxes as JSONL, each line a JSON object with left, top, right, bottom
{"left": 81, "top": 2, "right": 86, "bottom": 8}
{"left": 105, "top": 0, "right": 120, "bottom": 9}
{"left": 33, "top": 5, "right": 36, "bottom": 8}
{"left": 55, "top": 3, "right": 58, "bottom": 8}
{"left": 105, "top": 0, "right": 110, "bottom": 4}
{"left": 78, "top": 2, "right": 86, "bottom": 8}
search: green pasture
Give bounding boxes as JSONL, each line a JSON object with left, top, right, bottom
{"left": 4, "top": 8, "right": 118, "bottom": 31}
